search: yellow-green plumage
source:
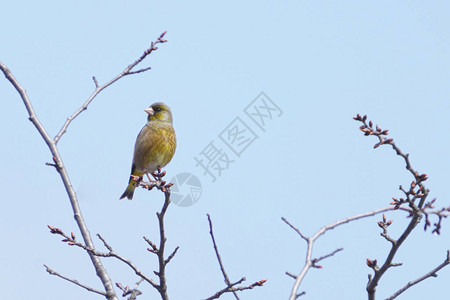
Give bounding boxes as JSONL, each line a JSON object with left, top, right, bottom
{"left": 120, "top": 102, "right": 176, "bottom": 200}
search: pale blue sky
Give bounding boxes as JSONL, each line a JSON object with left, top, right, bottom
{"left": 1, "top": 1, "right": 449, "bottom": 299}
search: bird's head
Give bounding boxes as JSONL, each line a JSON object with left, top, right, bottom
{"left": 145, "top": 102, "right": 173, "bottom": 124}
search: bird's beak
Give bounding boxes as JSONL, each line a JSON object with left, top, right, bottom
{"left": 144, "top": 107, "right": 155, "bottom": 116}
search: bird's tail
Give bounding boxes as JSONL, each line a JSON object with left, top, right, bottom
{"left": 120, "top": 179, "right": 136, "bottom": 200}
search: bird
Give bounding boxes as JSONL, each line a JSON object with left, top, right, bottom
{"left": 120, "top": 102, "right": 177, "bottom": 200}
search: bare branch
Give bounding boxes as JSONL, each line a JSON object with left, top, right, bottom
{"left": 422, "top": 202, "right": 450, "bottom": 234}
{"left": 53, "top": 31, "right": 167, "bottom": 144}
{"left": 286, "top": 272, "right": 297, "bottom": 279}
{"left": 153, "top": 188, "right": 171, "bottom": 300}
{"left": 204, "top": 278, "right": 267, "bottom": 300}
{"left": 204, "top": 277, "right": 245, "bottom": 300}
{"left": 205, "top": 214, "right": 266, "bottom": 300}
{"left": 165, "top": 246, "right": 180, "bottom": 265}
{"left": 207, "top": 214, "right": 239, "bottom": 300}
{"left": 47, "top": 225, "right": 158, "bottom": 289}
{"left": 380, "top": 232, "right": 396, "bottom": 245}
{"left": 44, "top": 264, "right": 106, "bottom": 296}
{"left": 1, "top": 31, "right": 169, "bottom": 300}
{"left": 281, "top": 217, "right": 308, "bottom": 241}
{"left": 97, "top": 233, "right": 113, "bottom": 251}
{"left": 284, "top": 206, "right": 402, "bottom": 300}
{"left": 116, "top": 278, "right": 144, "bottom": 300}
{"left": 313, "top": 248, "right": 344, "bottom": 265}
{"left": 313, "top": 207, "right": 401, "bottom": 240}
{"left": 295, "top": 291, "right": 307, "bottom": 298}
{"left": 127, "top": 67, "right": 152, "bottom": 75}
{"left": 47, "top": 170, "right": 177, "bottom": 299}
{"left": 0, "top": 62, "right": 54, "bottom": 147}
{"left": 386, "top": 250, "right": 450, "bottom": 300}
{"left": 354, "top": 114, "right": 440, "bottom": 300}
{"left": 128, "top": 168, "right": 177, "bottom": 299}
{"left": 1, "top": 62, "right": 118, "bottom": 300}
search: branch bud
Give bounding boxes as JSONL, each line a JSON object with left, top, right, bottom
{"left": 420, "top": 174, "right": 428, "bottom": 181}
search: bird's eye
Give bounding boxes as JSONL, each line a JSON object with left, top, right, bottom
{"left": 154, "top": 107, "right": 162, "bottom": 112}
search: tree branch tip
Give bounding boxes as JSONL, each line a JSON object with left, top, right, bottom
{"left": 296, "top": 291, "right": 306, "bottom": 298}
{"left": 96, "top": 234, "right": 113, "bottom": 251}
{"left": 44, "top": 264, "right": 54, "bottom": 274}
{"left": 165, "top": 246, "right": 180, "bottom": 264}
{"left": 390, "top": 262, "right": 403, "bottom": 267}
{"left": 286, "top": 271, "right": 297, "bottom": 279}
{"left": 47, "top": 225, "right": 62, "bottom": 234}
{"left": 249, "top": 279, "right": 267, "bottom": 288}
{"left": 366, "top": 258, "right": 378, "bottom": 270}
{"left": 127, "top": 67, "right": 152, "bottom": 75}
{"left": 92, "top": 76, "right": 99, "bottom": 87}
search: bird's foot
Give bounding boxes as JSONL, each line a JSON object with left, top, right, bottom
{"left": 130, "top": 175, "right": 143, "bottom": 186}
{"left": 151, "top": 166, "right": 166, "bottom": 180}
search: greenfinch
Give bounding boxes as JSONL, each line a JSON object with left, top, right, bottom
{"left": 120, "top": 102, "right": 177, "bottom": 200}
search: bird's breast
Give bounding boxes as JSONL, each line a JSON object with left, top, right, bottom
{"left": 132, "top": 122, "right": 176, "bottom": 174}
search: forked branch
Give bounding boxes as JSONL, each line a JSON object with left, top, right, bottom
{"left": 354, "top": 114, "right": 449, "bottom": 300}
{"left": 204, "top": 214, "right": 266, "bottom": 300}
{"left": 0, "top": 31, "right": 168, "bottom": 300}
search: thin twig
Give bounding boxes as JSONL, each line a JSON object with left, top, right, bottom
{"left": 116, "top": 278, "right": 144, "bottom": 300}
{"left": 207, "top": 214, "right": 240, "bottom": 300}
{"left": 0, "top": 62, "right": 118, "bottom": 300}
{"left": 204, "top": 278, "right": 245, "bottom": 300}
{"left": 281, "top": 217, "right": 308, "bottom": 241}
{"left": 354, "top": 114, "right": 437, "bottom": 300}
{"left": 132, "top": 169, "right": 177, "bottom": 300}
{"left": 313, "top": 248, "right": 344, "bottom": 265}
{"left": 205, "top": 214, "right": 266, "bottom": 299}
{"left": 286, "top": 272, "right": 297, "bottom": 279}
{"left": 283, "top": 206, "right": 402, "bottom": 300}
{"left": 47, "top": 170, "right": 177, "bottom": 299}
{"left": 154, "top": 189, "right": 172, "bottom": 300}
{"left": 204, "top": 278, "right": 267, "bottom": 300}
{"left": 385, "top": 250, "right": 450, "bottom": 300}
{"left": 165, "top": 246, "right": 180, "bottom": 265}
{"left": 0, "top": 31, "right": 168, "bottom": 300}
{"left": 44, "top": 264, "right": 106, "bottom": 296}
{"left": 53, "top": 31, "right": 168, "bottom": 144}
{"left": 47, "top": 226, "right": 158, "bottom": 289}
